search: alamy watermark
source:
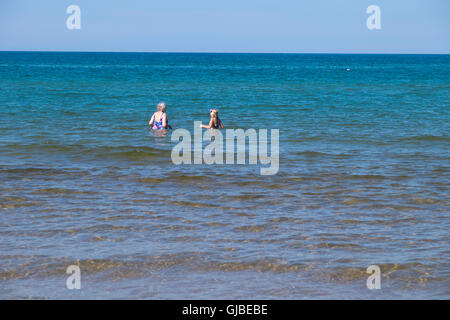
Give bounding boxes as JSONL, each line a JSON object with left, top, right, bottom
{"left": 66, "top": 5, "right": 81, "bottom": 30}
{"left": 171, "top": 122, "right": 279, "bottom": 175}
{"left": 366, "top": 265, "right": 381, "bottom": 290}
{"left": 66, "top": 265, "right": 81, "bottom": 289}
{"left": 65, "top": 5, "right": 380, "bottom": 32}
{"left": 366, "top": 5, "right": 381, "bottom": 30}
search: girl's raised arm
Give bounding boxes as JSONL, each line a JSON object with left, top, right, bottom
{"left": 200, "top": 118, "right": 213, "bottom": 129}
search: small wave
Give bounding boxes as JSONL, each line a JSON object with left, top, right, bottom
{"left": 83, "top": 101, "right": 115, "bottom": 107}
{"left": 233, "top": 224, "right": 275, "bottom": 233}
{"left": 30, "top": 188, "right": 101, "bottom": 195}
{"left": 166, "top": 200, "right": 221, "bottom": 209}
{"left": 323, "top": 262, "right": 438, "bottom": 284}
{"left": 2, "top": 143, "right": 171, "bottom": 161}
{"left": 289, "top": 173, "right": 407, "bottom": 182}
{"left": 0, "top": 201, "right": 44, "bottom": 209}
{"left": 0, "top": 167, "right": 71, "bottom": 176}
{"left": 89, "top": 146, "right": 172, "bottom": 161}
{"left": 0, "top": 254, "right": 444, "bottom": 288}
{"left": 410, "top": 198, "right": 444, "bottom": 205}
{"left": 295, "top": 151, "right": 351, "bottom": 158}
{"left": 337, "top": 174, "right": 390, "bottom": 180}
{"left": 102, "top": 149, "right": 164, "bottom": 160}
{"left": 367, "top": 217, "right": 419, "bottom": 225}
{"left": 0, "top": 254, "right": 308, "bottom": 281}
{"left": 400, "top": 135, "right": 449, "bottom": 142}
{"left": 296, "top": 151, "right": 328, "bottom": 157}
{"left": 226, "top": 194, "right": 266, "bottom": 201}
{"left": 314, "top": 242, "right": 364, "bottom": 250}
{"left": 285, "top": 137, "right": 323, "bottom": 142}
{"left": 60, "top": 92, "right": 96, "bottom": 98}
{"left": 137, "top": 172, "right": 218, "bottom": 184}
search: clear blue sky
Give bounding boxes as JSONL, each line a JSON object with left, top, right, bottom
{"left": 0, "top": 0, "right": 449, "bottom": 53}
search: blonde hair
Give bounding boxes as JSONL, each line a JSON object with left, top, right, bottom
{"left": 210, "top": 108, "right": 219, "bottom": 119}
{"left": 157, "top": 102, "right": 167, "bottom": 112}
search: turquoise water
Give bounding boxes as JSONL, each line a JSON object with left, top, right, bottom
{"left": 0, "top": 52, "right": 449, "bottom": 299}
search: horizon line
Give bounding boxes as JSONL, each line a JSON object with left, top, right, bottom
{"left": 0, "top": 50, "right": 449, "bottom": 55}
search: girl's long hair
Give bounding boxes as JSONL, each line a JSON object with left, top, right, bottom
{"left": 210, "top": 109, "right": 219, "bottom": 127}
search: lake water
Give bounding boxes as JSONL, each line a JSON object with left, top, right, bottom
{"left": 0, "top": 52, "right": 449, "bottom": 299}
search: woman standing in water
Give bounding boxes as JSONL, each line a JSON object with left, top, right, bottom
{"left": 149, "top": 102, "right": 171, "bottom": 130}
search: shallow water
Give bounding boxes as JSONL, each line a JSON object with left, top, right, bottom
{"left": 0, "top": 52, "right": 449, "bottom": 299}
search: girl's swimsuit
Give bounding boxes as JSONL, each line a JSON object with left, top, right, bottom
{"left": 152, "top": 112, "right": 167, "bottom": 130}
{"left": 211, "top": 118, "right": 220, "bottom": 129}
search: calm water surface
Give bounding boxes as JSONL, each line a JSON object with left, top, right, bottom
{"left": 0, "top": 52, "right": 449, "bottom": 299}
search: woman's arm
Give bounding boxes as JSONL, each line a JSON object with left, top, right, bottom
{"left": 162, "top": 113, "right": 167, "bottom": 128}
{"left": 219, "top": 119, "right": 224, "bottom": 129}
{"left": 149, "top": 113, "right": 155, "bottom": 126}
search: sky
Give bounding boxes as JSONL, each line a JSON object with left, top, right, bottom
{"left": 0, "top": 0, "right": 449, "bottom": 53}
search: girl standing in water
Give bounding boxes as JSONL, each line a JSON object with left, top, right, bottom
{"left": 200, "top": 108, "right": 224, "bottom": 129}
